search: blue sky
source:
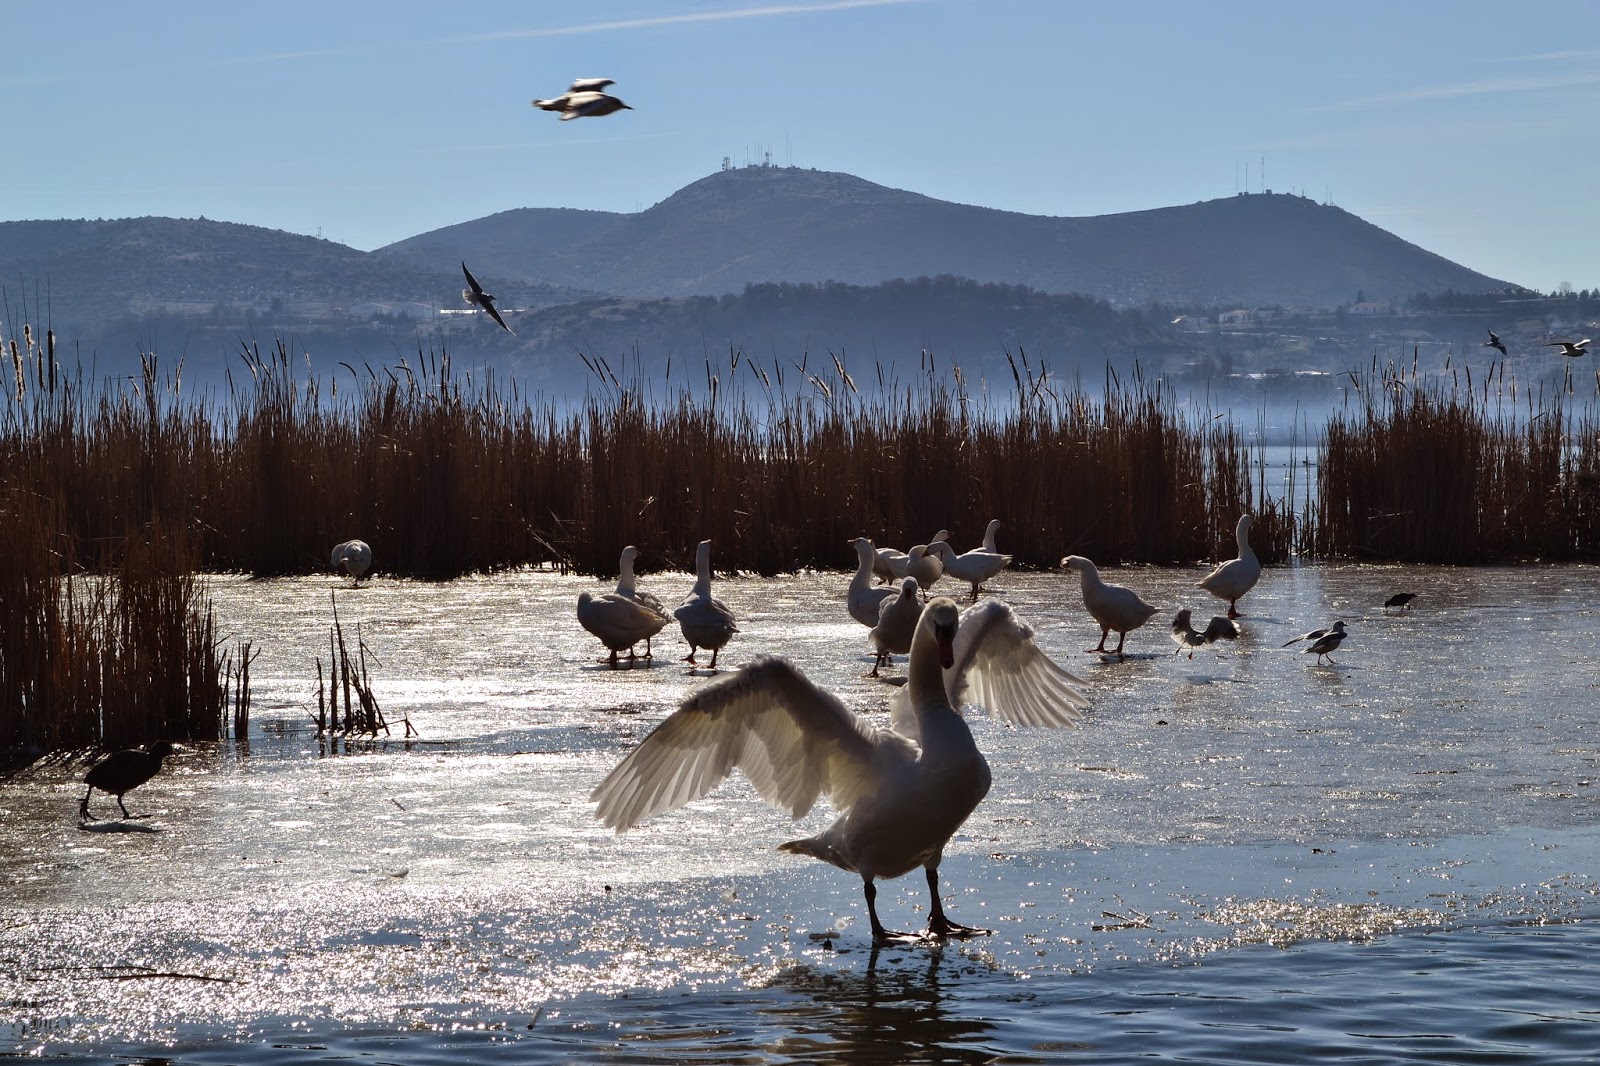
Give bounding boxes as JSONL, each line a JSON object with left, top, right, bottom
{"left": 5, "top": 0, "right": 1597, "bottom": 292}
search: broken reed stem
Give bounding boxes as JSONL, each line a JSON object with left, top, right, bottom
{"left": 312, "top": 593, "right": 388, "bottom": 738}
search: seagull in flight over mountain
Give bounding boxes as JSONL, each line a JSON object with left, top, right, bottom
{"left": 1544, "top": 338, "right": 1591, "bottom": 358}
{"left": 1484, "top": 329, "right": 1507, "bottom": 355}
{"left": 461, "top": 261, "right": 514, "bottom": 334}
{"left": 531, "top": 78, "right": 632, "bottom": 121}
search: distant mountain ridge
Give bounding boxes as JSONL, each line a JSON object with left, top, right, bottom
{"left": 0, "top": 166, "right": 1512, "bottom": 371}
{"left": 0, "top": 215, "right": 591, "bottom": 338}
{"left": 378, "top": 166, "right": 1510, "bottom": 309}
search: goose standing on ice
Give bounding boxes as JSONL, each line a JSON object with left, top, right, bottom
{"left": 674, "top": 539, "right": 738, "bottom": 669}
{"left": 905, "top": 544, "right": 944, "bottom": 597}
{"left": 926, "top": 524, "right": 1011, "bottom": 600}
{"left": 1170, "top": 609, "right": 1240, "bottom": 659}
{"left": 1062, "top": 555, "right": 1158, "bottom": 657}
{"left": 577, "top": 548, "right": 670, "bottom": 668}
{"left": 848, "top": 538, "right": 895, "bottom": 628}
{"left": 1197, "top": 514, "right": 1261, "bottom": 619}
{"left": 869, "top": 578, "right": 922, "bottom": 676}
{"left": 330, "top": 540, "right": 372, "bottom": 584}
{"left": 613, "top": 545, "right": 672, "bottom": 658}
{"left": 874, "top": 530, "right": 950, "bottom": 584}
{"left": 592, "top": 597, "right": 1088, "bottom": 944}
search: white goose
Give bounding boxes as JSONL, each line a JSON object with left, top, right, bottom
{"left": 673, "top": 539, "right": 738, "bottom": 668}
{"left": 330, "top": 539, "right": 372, "bottom": 583}
{"left": 1062, "top": 555, "right": 1158, "bottom": 657}
{"left": 904, "top": 544, "right": 944, "bottom": 596}
{"left": 847, "top": 538, "right": 895, "bottom": 628}
{"left": 1197, "top": 514, "right": 1261, "bottom": 619}
{"left": 869, "top": 577, "right": 922, "bottom": 676}
{"left": 577, "top": 590, "right": 670, "bottom": 669}
{"left": 592, "top": 596, "right": 1088, "bottom": 943}
{"left": 874, "top": 530, "right": 950, "bottom": 584}
{"left": 926, "top": 524, "right": 1011, "bottom": 600}
{"left": 614, "top": 545, "right": 671, "bottom": 659}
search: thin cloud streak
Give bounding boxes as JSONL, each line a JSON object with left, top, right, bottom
{"left": 1310, "top": 68, "right": 1600, "bottom": 112}
{"left": 199, "top": 0, "right": 921, "bottom": 71}
{"left": 443, "top": 0, "right": 924, "bottom": 45}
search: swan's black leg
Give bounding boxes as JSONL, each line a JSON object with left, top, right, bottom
{"left": 865, "top": 880, "right": 917, "bottom": 943}
{"left": 924, "top": 866, "right": 991, "bottom": 938}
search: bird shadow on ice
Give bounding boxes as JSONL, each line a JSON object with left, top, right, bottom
{"left": 1083, "top": 652, "right": 1163, "bottom": 667}
{"left": 76, "top": 820, "right": 162, "bottom": 834}
{"left": 577, "top": 659, "right": 667, "bottom": 673}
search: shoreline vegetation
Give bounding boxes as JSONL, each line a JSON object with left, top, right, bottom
{"left": 2, "top": 323, "right": 1598, "bottom": 756}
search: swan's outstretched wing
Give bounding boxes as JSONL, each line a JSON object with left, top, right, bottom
{"left": 890, "top": 600, "right": 1088, "bottom": 736}
{"left": 593, "top": 654, "right": 880, "bottom": 832}
{"left": 950, "top": 600, "right": 1089, "bottom": 727}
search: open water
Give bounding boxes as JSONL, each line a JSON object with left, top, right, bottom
{"left": 2, "top": 560, "right": 1597, "bottom": 1062}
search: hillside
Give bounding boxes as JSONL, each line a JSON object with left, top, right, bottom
{"left": 378, "top": 166, "right": 1511, "bottom": 308}
{"left": 0, "top": 216, "right": 592, "bottom": 339}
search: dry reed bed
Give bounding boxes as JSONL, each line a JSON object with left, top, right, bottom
{"left": 1314, "top": 357, "right": 1600, "bottom": 562}
{"left": 7, "top": 322, "right": 1599, "bottom": 754}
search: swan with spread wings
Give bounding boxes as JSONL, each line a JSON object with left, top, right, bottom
{"left": 592, "top": 596, "right": 1088, "bottom": 943}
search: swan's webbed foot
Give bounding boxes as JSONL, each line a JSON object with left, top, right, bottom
{"left": 927, "top": 915, "right": 992, "bottom": 939}
{"left": 1227, "top": 605, "right": 1241, "bottom": 619}
{"left": 923, "top": 867, "right": 991, "bottom": 940}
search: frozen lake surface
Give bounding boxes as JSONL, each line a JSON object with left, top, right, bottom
{"left": 2, "top": 562, "right": 1598, "bottom": 1062}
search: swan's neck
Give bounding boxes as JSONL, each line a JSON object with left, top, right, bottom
{"left": 850, "top": 545, "right": 874, "bottom": 591}
{"left": 617, "top": 557, "right": 637, "bottom": 596}
{"left": 982, "top": 522, "right": 999, "bottom": 553}
{"left": 1235, "top": 523, "right": 1256, "bottom": 560}
{"left": 694, "top": 547, "right": 713, "bottom": 596}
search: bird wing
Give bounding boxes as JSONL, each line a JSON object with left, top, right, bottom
{"left": 592, "top": 654, "right": 881, "bottom": 831}
{"left": 1281, "top": 626, "right": 1329, "bottom": 647}
{"left": 925, "top": 600, "right": 1088, "bottom": 729}
{"left": 461, "top": 261, "right": 485, "bottom": 296}
{"left": 569, "top": 77, "right": 614, "bottom": 92}
{"left": 1202, "top": 616, "right": 1240, "bottom": 642}
{"left": 483, "top": 300, "right": 515, "bottom": 335}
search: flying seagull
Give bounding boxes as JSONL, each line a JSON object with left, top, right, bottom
{"left": 1170, "top": 609, "right": 1240, "bottom": 659}
{"left": 1545, "top": 338, "right": 1591, "bottom": 358}
{"left": 461, "top": 262, "right": 514, "bottom": 334}
{"left": 1484, "top": 330, "right": 1507, "bottom": 355}
{"left": 531, "top": 78, "right": 632, "bottom": 121}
